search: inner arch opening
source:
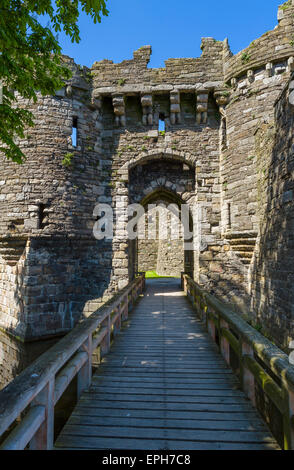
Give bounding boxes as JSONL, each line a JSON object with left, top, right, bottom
{"left": 128, "top": 188, "right": 194, "bottom": 280}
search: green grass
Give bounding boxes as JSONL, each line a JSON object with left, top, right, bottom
{"left": 145, "top": 270, "right": 177, "bottom": 279}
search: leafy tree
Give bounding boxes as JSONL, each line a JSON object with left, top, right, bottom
{"left": 0, "top": 0, "right": 108, "bottom": 163}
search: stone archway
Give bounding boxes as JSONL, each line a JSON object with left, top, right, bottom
{"left": 119, "top": 148, "right": 197, "bottom": 183}
{"left": 125, "top": 150, "right": 197, "bottom": 281}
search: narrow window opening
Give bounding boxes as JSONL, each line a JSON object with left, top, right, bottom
{"left": 39, "top": 203, "right": 48, "bottom": 229}
{"left": 71, "top": 116, "right": 78, "bottom": 147}
{"left": 227, "top": 202, "right": 231, "bottom": 229}
{"left": 221, "top": 116, "right": 227, "bottom": 150}
{"left": 158, "top": 113, "right": 165, "bottom": 132}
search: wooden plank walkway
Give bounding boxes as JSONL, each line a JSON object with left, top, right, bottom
{"left": 55, "top": 278, "right": 279, "bottom": 450}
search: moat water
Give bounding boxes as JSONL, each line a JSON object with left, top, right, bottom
{"left": 0, "top": 330, "right": 58, "bottom": 390}
{"left": 0, "top": 330, "right": 81, "bottom": 443}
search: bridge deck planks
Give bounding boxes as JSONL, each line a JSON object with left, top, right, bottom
{"left": 55, "top": 278, "right": 280, "bottom": 450}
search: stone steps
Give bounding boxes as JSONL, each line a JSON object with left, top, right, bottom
{"left": 225, "top": 232, "right": 257, "bottom": 266}
{"left": 229, "top": 239, "right": 256, "bottom": 246}
{"left": 0, "top": 239, "right": 27, "bottom": 266}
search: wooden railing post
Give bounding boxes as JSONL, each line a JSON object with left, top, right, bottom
{"left": 220, "top": 320, "right": 230, "bottom": 365}
{"left": 289, "top": 388, "right": 294, "bottom": 450}
{"left": 77, "top": 334, "right": 92, "bottom": 398}
{"left": 134, "top": 283, "right": 137, "bottom": 300}
{"left": 100, "top": 314, "right": 111, "bottom": 358}
{"left": 192, "top": 286, "right": 196, "bottom": 308}
{"left": 183, "top": 275, "right": 187, "bottom": 295}
{"left": 29, "top": 378, "right": 54, "bottom": 450}
{"left": 282, "top": 387, "right": 294, "bottom": 450}
{"left": 131, "top": 287, "right": 135, "bottom": 308}
{"left": 207, "top": 311, "right": 216, "bottom": 342}
{"left": 128, "top": 292, "right": 133, "bottom": 312}
{"left": 113, "top": 307, "right": 121, "bottom": 337}
{"left": 242, "top": 342, "right": 256, "bottom": 406}
{"left": 122, "top": 295, "right": 128, "bottom": 321}
{"left": 201, "top": 295, "right": 208, "bottom": 329}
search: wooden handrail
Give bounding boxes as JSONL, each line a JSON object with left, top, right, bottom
{"left": 0, "top": 273, "right": 145, "bottom": 450}
{"left": 181, "top": 272, "right": 294, "bottom": 450}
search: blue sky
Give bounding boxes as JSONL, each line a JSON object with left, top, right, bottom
{"left": 57, "top": 0, "right": 284, "bottom": 68}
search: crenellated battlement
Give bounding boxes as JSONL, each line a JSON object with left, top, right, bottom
{"left": 224, "top": 1, "right": 294, "bottom": 83}
{"left": 91, "top": 39, "right": 225, "bottom": 92}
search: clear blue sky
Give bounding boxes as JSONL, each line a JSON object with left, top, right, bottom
{"left": 57, "top": 0, "right": 284, "bottom": 68}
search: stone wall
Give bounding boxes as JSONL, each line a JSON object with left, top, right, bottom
{"left": 138, "top": 240, "right": 157, "bottom": 272}
{"left": 249, "top": 76, "right": 294, "bottom": 349}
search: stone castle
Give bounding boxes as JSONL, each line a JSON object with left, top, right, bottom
{"left": 0, "top": 1, "right": 294, "bottom": 350}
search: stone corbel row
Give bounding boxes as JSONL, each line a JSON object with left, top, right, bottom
{"left": 108, "top": 89, "right": 216, "bottom": 127}
{"left": 229, "top": 56, "right": 294, "bottom": 90}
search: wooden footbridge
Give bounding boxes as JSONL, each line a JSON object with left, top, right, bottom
{"left": 1, "top": 273, "right": 294, "bottom": 450}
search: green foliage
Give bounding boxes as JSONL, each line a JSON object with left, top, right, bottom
{"left": 85, "top": 71, "right": 94, "bottom": 83}
{"left": 145, "top": 270, "right": 176, "bottom": 279}
{"left": 252, "top": 322, "right": 263, "bottom": 333}
{"left": 117, "top": 78, "right": 126, "bottom": 86}
{"left": 159, "top": 130, "right": 165, "bottom": 136}
{"left": 0, "top": 0, "right": 108, "bottom": 163}
{"left": 281, "top": 0, "right": 291, "bottom": 11}
{"left": 61, "top": 152, "right": 74, "bottom": 167}
{"left": 245, "top": 316, "right": 273, "bottom": 341}
{"left": 241, "top": 52, "right": 251, "bottom": 64}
